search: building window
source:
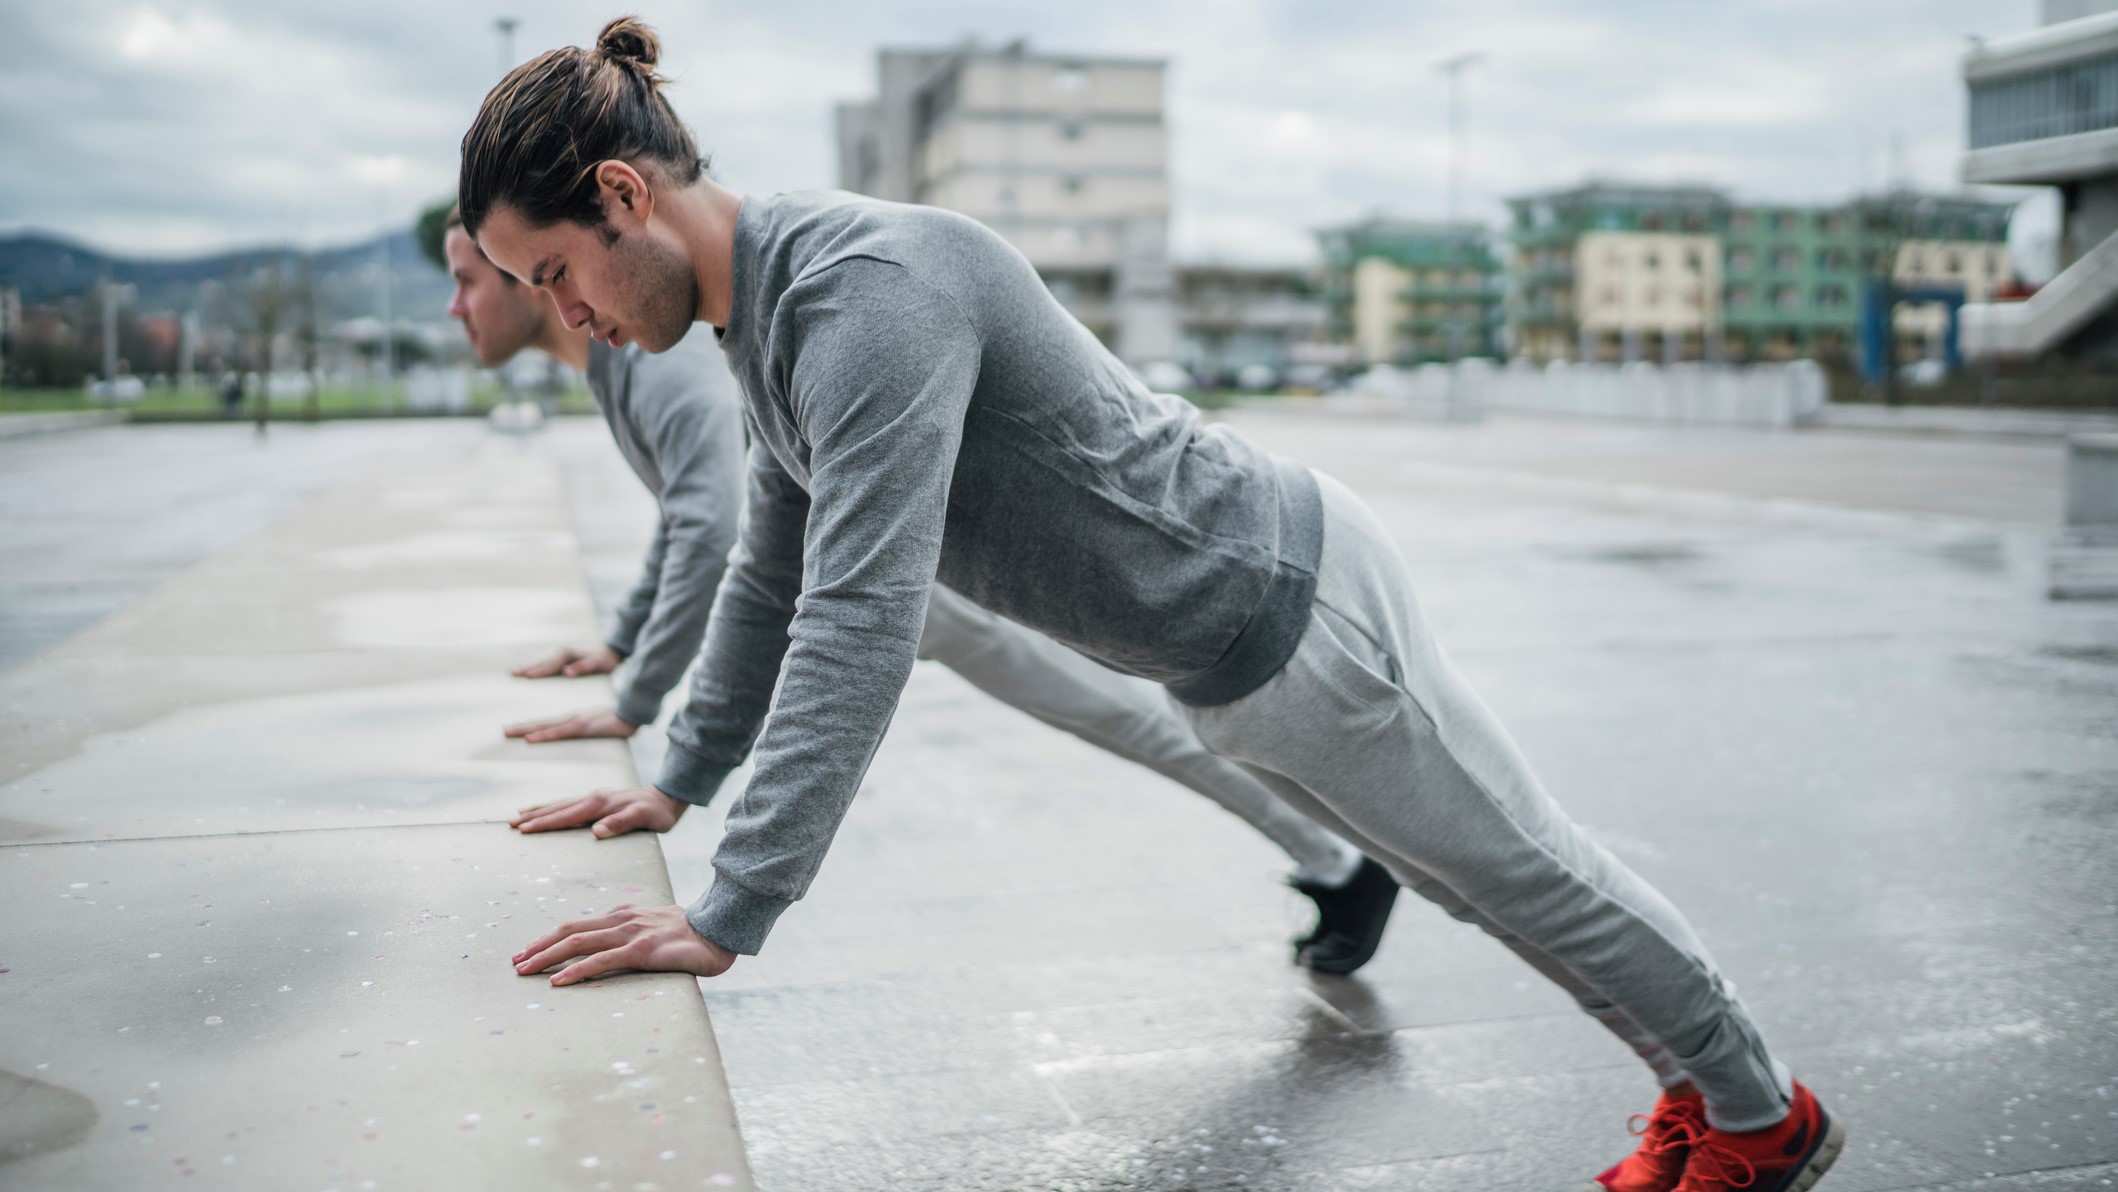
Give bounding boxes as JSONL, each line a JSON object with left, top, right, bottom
{"left": 1645, "top": 286, "right": 1661, "bottom": 307}
{"left": 1062, "top": 175, "right": 1085, "bottom": 194}
{"left": 1641, "top": 211, "right": 1664, "bottom": 231}
{"left": 1772, "top": 246, "right": 1799, "bottom": 271}
{"left": 1774, "top": 284, "right": 1800, "bottom": 309}
{"left": 1645, "top": 250, "right": 1660, "bottom": 269}
{"left": 1816, "top": 285, "right": 1847, "bottom": 308}
{"left": 1682, "top": 211, "right": 1704, "bottom": 232}
{"left": 1683, "top": 247, "right": 1702, "bottom": 272}
{"left": 1730, "top": 211, "right": 1754, "bottom": 233}
{"left": 1728, "top": 284, "right": 1753, "bottom": 307}
{"left": 1728, "top": 248, "right": 1754, "bottom": 271}
{"left": 1060, "top": 118, "right": 1086, "bottom": 140}
{"left": 1775, "top": 212, "right": 1800, "bottom": 233}
{"left": 1053, "top": 65, "right": 1088, "bottom": 92}
{"left": 1945, "top": 251, "right": 1962, "bottom": 275}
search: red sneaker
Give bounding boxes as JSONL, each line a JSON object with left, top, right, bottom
{"left": 1586, "top": 1088, "right": 1707, "bottom": 1192}
{"left": 1673, "top": 1081, "right": 1844, "bottom": 1192}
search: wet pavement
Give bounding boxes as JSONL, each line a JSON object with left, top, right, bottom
{"left": 3, "top": 412, "right": 2112, "bottom": 1191}
{"left": 570, "top": 411, "right": 2114, "bottom": 1191}
{"left": 0, "top": 422, "right": 750, "bottom": 1190}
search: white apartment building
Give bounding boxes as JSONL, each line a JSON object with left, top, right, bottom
{"left": 836, "top": 40, "right": 1177, "bottom": 364}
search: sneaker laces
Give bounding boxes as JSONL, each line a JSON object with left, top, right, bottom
{"left": 1677, "top": 1137, "right": 1759, "bottom": 1190}
{"left": 1630, "top": 1099, "right": 1706, "bottom": 1154}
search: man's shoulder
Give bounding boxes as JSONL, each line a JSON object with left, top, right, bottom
{"left": 762, "top": 190, "right": 1008, "bottom": 275}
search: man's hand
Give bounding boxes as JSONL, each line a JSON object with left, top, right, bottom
{"left": 512, "top": 644, "right": 623, "bottom": 679}
{"left": 503, "top": 708, "right": 638, "bottom": 744}
{"left": 509, "top": 786, "right": 685, "bottom": 837}
{"left": 513, "top": 903, "right": 736, "bottom": 986}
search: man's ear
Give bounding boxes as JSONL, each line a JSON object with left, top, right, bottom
{"left": 595, "top": 160, "right": 655, "bottom": 229}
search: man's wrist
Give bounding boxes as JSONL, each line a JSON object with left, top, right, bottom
{"left": 657, "top": 739, "right": 737, "bottom": 807}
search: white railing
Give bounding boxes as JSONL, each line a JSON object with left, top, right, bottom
{"left": 1962, "top": 224, "right": 2118, "bottom": 357}
{"left": 1339, "top": 359, "right": 1828, "bottom": 428}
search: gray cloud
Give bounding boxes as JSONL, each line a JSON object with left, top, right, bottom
{"left": 0, "top": 0, "right": 2044, "bottom": 263}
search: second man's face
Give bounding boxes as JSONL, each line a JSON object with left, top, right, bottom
{"left": 444, "top": 226, "right": 547, "bottom": 367}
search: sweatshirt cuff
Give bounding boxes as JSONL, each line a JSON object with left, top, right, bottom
{"left": 657, "top": 738, "right": 738, "bottom": 807}
{"left": 613, "top": 683, "right": 663, "bottom": 731}
{"left": 685, "top": 873, "right": 791, "bottom": 955}
{"left": 603, "top": 632, "right": 638, "bottom": 660}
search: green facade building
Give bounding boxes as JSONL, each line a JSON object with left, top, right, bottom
{"left": 1315, "top": 218, "right": 1505, "bottom": 365}
{"left": 1505, "top": 182, "right": 2014, "bottom": 365}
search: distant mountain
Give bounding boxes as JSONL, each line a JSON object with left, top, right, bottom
{"left": 0, "top": 229, "right": 453, "bottom": 324}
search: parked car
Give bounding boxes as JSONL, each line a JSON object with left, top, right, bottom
{"left": 1132, "top": 361, "right": 1197, "bottom": 394}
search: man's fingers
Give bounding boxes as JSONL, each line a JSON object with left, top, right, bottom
{"left": 503, "top": 715, "right": 567, "bottom": 739}
{"left": 515, "top": 924, "right": 627, "bottom": 974}
{"left": 511, "top": 792, "right": 613, "bottom": 832}
{"left": 590, "top": 805, "right": 648, "bottom": 838}
{"left": 512, "top": 906, "right": 634, "bottom": 962}
{"left": 551, "top": 942, "right": 643, "bottom": 986}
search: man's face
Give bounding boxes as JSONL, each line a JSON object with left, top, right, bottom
{"left": 445, "top": 226, "right": 548, "bottom": 367}
{"left": 475, "top": 198, "right": 698, "bottom": 354}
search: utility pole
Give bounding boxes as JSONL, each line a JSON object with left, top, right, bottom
{"left": 495, "top": 17, "right": 519, "bottom": 79}
{"left": 101, "top": 278, "right": 120, "bottom": 392}
{"left": 1436, "top": 50, "right": 1485, "bottom": 422}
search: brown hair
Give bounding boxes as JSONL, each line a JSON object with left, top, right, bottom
{"left": 457, "top": 16, "right": 705, "bottom": 238}
{"left": 441, "top": 204, "right": 517, "bottom": 285}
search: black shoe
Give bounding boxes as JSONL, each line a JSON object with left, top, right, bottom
{"left": 1290, "top": 856, "right": 1398, "bottom": 975}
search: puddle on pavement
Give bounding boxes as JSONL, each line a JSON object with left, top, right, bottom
{"left": 0, "top": 675, "right": 615, "bottom": 836}
{"left": 324, "top": 587, "right": 589, "bottom": 649}
{"left": 0, "top": 1068, "right": 97, "bottom": 1166}
{"left": 311, "top": 531, "right": 574, "bottom": 572}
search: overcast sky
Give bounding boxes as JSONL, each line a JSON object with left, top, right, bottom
{"left": 0, "top": 0, "right": 2050, "bottom": 267}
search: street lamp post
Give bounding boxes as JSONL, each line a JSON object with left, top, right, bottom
{"left": 1436, "top": 50, "right": 1485, "bottom": 423}
{"left": 495, "top": 18, "right": 519, "bottom": 79}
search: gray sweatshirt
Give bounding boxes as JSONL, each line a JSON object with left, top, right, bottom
{"left": 665, "top": 191, "right": 1322, "bottom": 955}
{"left": 587, "top": 329, "right": 747, "bottom": 728}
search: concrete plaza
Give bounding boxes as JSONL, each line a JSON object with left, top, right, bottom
{"left": 4, "top": 410, "right": 2114, "bottom": 1190}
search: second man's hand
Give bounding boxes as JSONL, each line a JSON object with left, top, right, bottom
{"left": 504, "top": 708, "right": 638, "bottom": 744}
{"left": 512, "top": 643, "right": 623, "bottom": 679}
{"left": 510, "top": 786, "right": 687, "bottom": 838}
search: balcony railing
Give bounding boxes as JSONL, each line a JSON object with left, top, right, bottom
{"left": 1969, "top": 50, "right": 2118, "bottom": 149}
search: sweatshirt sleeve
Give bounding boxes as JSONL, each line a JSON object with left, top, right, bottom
{"left": 606, "top": 351, "right": 748, "bottom": 727}
{"left": 604, "top": 519, "right": 667, "bottom": 661}
{"left": 677, "top": 259, "right": 978, "bottom": 955}
{"left": 658, "top": 439, "right": 809, "bottom": 805}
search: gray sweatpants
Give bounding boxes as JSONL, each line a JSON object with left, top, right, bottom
{"left": 918, "top": 585, "right": 1363, "bottom": 885}
{"left": 1179, "top": 473, "right": 1794, "bottom": 1132}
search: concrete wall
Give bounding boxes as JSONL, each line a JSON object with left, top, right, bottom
{"left": 1347, "top": 359, "right": 1829, "bottom": 428}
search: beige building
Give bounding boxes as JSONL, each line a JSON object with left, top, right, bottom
{"left": 1573, "top": 231, "right": 1722, "bottom": 347}
{"left": 836, "top": 41, "right": 1176, "bottom": 364}
{"left": 1895, "top": 239, "right": 2012, "bottom": 345}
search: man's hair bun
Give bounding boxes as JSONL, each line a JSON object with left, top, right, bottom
{"left": 596, "top": 16, "right": 660, "bottom": 69}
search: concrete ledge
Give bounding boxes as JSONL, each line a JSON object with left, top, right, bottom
{"left": 0, "top": 410, "right": 126, "bottom": 439}
{"left": 0, "top": 432, "right": 752, "bottom": 1188}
